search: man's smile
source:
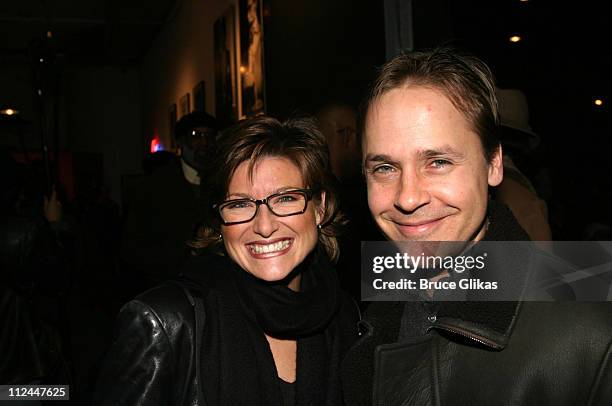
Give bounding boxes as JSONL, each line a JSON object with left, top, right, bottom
{"left": 388, "top": 215, "right": 451, "bottom": 238}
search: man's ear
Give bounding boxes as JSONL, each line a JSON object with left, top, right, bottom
{"left": 315, "top": 191, "right": 326, "bottom": 226}
{"left": 487, "top": 144, "right": 504, "bottom": 187}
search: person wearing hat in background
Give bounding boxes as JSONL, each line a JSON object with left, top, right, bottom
{"left": 494, "top": 88, "right": 552, "bottom": 240}
{"left": 120, "top": 112, "right": 219, "bottom": 293}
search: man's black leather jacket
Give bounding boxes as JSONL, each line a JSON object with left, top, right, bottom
{"left": 341, "top": 238, "right": 612, "bottom": 406}
{"left": 342, "top": 300, "right": 612, "bottom": 405}
{"left": 342, "top": 197, "right": 612, "bottom": 406}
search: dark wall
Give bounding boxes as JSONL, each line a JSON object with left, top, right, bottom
{"left": 264, "top": 0, "right": 386, "bottom": 116}
{"left": 412, "top": 0, "right": 453, "bottom": 50}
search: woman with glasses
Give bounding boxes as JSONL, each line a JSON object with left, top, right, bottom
{"left": 94, "top": 116, "right": 359, "bottom": 406}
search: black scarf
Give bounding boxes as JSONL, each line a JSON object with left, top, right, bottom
{"left": 181, "top": 247, "right": 348, "bottom": 406}
{"left": 233, "top": 251, "right": 339, "bottom": 338}
{"left": 482, "top": 200, "right": 530, "bottom": 242}
{"left": 434, "top": 200, "right": 531, "bottom": 337}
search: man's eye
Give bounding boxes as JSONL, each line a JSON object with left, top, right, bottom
{"left": 373, "top": 165, "right": 396, "bottom": 174}
{"left": 430, "top": 159, "right": 451, "bottom": 168}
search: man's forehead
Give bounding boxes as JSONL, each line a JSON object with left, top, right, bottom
{"left": 366, "top": 86, "right": 455, "bottom": 123}
{"left": 362, "top": 88, "right": 484, "bottom": 159}
{"left": 363, "top": 112, "right": 466, "bottom": 155}
{"left": 365, "top": 144, "right": 466, "bottom": 162}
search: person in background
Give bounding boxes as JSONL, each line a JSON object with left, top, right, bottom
{"left": 316, "top": 102, "right": 381, "bottom": 305}
{"left": 494, "top": 88, "right": 552, "bottom": 240}
{"left": 94, "top": 116, "right": 358, "bottom": 405}
{"left": 0, "top": 149, "right": 71, "bottom": 390}
{"left": 120, "top": 112, "right": 219, "bottom": 290}
{"left": 316, "top": 101, "right": 361, "bottom": 183}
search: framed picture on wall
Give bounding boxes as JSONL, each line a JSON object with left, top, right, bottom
{"left": 168, "top": 103, "right": 177, "bottom": 148}
{"left": 193, "top": 81, "right": 206, "bottom": 113}
{"left": 214, "top": 5, "right": 238, "bottom": 126}
{"left": 179, "top": 93, "right": 191, "bottom": 117}
{"left": 239, "top": 0, "right": 265, "bottom": 118}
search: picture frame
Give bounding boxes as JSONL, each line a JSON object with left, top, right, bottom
{"left": 214, "top": 5, "right": 239, "bottom": 126}
{"left": 238, "top": 0, "right": 265, "bottom": 118}
{"left": 179, "top": 93, "right": 191, "bottom": 118}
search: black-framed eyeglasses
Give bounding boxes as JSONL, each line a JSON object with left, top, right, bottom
{"left": 213, "top": 188, "right": 315, "bottom": 225}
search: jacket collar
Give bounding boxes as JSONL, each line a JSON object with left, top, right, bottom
{"left": 429, "top": 202, "right": 531, "bottom": 350}
{"left": 432, "top": 301, "right": 523, "bottom": 350}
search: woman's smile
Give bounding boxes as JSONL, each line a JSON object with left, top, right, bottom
{"left": 246, "top": 238, "right": 293, "bottom": 256}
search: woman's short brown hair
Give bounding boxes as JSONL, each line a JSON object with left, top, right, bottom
{"left": 193, "top": 115, "right": 345, "bottom": 262}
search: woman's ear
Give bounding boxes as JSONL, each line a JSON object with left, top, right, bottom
{"left": 315, "top": 191, "right": 326, "bottom": 226}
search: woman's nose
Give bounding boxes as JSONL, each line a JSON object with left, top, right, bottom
{"left": 251, "top": 204, "right": 279, "bottom": 237}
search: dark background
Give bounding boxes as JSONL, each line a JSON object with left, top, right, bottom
{"left": 446, "top": 0, "right": 611, "bottom": 239}
{"left": 0, "top": 0, "right": 609, "bottom": 237}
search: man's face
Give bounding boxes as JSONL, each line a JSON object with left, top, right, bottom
{"left": 179, "top": 126, "right": 216, "bottom": 170}
{"left": 363, "top": 86, "right": 503, "bottom": 242}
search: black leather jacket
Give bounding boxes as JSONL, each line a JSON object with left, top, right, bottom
{"left": 342, "top": 207, "right": 612, "bottom": 405}
{"left": 342, "top": 300, "right": 612, "bottom": 405}
{"left": 1, "top": 215, "right": 70, "bottom": 385}
{"left": 93, "top": 270, "right": 359, "bottom": 405}
{"left": 93, "top": 283, "right": 202, "bottom": 405}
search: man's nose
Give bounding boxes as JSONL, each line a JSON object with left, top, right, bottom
{"left": 252, "top": 204, "right": 279, "bottom": 237}
{"left": 394, "top": 171, "right": 431, "bottom": 213}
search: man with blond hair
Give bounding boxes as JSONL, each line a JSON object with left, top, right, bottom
{"left": 341, "top": 48, "right": 612, "bottom": 406}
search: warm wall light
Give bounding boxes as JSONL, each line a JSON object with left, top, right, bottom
{"left": 239, "top": 66, "right": 247, "bottom": 74}
{"left": 509, "top": 35, "right": 522, "bottom": 43}
{"left": 594, "top": 99, "right": 604, "bottom": 106}
{"left": 0, "top": 108, "right": 19, "bottom": 116}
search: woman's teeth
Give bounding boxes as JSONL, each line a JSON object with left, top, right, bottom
{"left": 250, "top": 240, "right": 291, "bottom": 254}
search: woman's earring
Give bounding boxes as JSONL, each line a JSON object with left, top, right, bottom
{"left": 317, "top": 223, "right": 322, "bottom": 230}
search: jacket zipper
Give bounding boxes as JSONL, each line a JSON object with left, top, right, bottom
{"left": 432, "top": 324, "right": 503, "bottom": 350}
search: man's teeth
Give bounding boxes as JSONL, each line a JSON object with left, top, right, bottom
{"left": 250, "top": 240, "right": 291, "bottom": 254}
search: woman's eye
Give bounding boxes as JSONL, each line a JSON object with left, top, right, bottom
{"left": 226, "top": 201, "right": 251, "bottom": 209}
